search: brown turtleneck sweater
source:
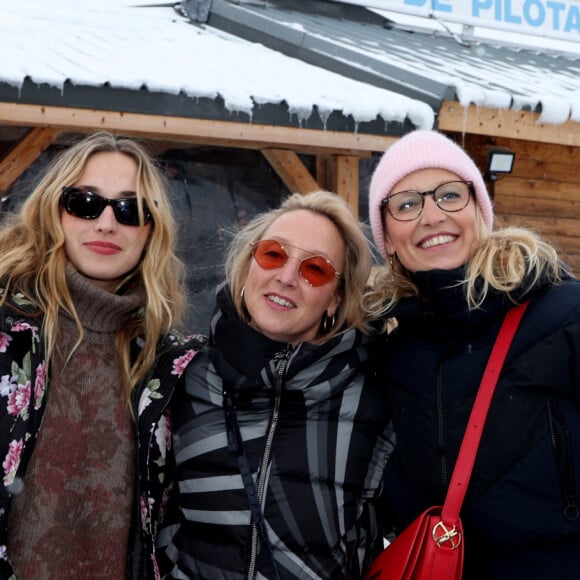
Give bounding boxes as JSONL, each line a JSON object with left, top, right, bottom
{"left": 7, "top": 266, "right": 144, "bottom": 578}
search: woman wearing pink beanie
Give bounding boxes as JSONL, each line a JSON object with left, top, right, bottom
{"left": 366, "top": 130, "right": 580, "bottom": 579}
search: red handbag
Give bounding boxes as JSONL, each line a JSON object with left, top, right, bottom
{"left": 366, "top": 302, "right": 529, "bottom": 580}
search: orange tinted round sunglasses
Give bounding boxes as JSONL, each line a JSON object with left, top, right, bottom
{"left": 250, "top": 239, "right": 341, "bottom": 287}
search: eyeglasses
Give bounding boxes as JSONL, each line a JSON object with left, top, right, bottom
{"left": 381, "top": 180, "right": 474, "bottom": 222}
{"left": 60, "top": 187, "right": 153, "bottom": 227}
{"left": 250, "top": 239, "right": 341, "bottom": 287}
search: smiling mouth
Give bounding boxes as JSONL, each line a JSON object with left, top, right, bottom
{"left": 420, "top": 234, "right": 457, "bottom": 249}
{"left": 267, "top": 294, "right": 296, "bottom": 308}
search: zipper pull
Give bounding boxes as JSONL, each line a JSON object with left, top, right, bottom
{"left": 273, "top": 347, "right": 292, "bottom": 374}
{"left": 223, "top": 389, "right": 239, "bottom": 454}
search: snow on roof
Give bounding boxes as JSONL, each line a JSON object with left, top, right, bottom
{"left": 361, "top": 32, "right": 580, "bottom": 124}
{"left": 0, "top": 0, "right": 434, "bottom": 130}
{"left": 224, "top": 2, "right": 580, "bottom": 126}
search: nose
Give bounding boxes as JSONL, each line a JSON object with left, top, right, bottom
{"left": 276, "top": 256, "right": 301, "bottom": 286}
{"left": 94, "top": 205, "right": 118, "bottom": 232}
{"left": 419, "top": 194, "right": 446, "bottom": 225}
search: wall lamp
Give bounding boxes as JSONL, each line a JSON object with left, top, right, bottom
{"left": 487, "top": 148, "right": 515, "bottom": 181}
{"left": 486, "top": 148, "right": 515, "bottom": 199}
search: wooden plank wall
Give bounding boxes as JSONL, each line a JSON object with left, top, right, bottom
{"left": 465, "top": 134, "right": 580, "bottom": 275}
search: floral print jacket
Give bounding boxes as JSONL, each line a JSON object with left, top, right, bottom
{"left": 0, "top": 289, "right": 205, "bottom": 580}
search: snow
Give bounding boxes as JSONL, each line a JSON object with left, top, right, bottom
{"left": 0, "top": 0, "right": 434, "bottom": 130}
{"left": 360, "top": 7, "right": 580, "bottom": 124}
{"left": 537, "top": 96, "right": 574, "bottom": 124}
{"left": 369, "top": 6, "right": 580, "bottom": 57}
{"left": 1, "top": 0, "right": 578, "bottom": 131}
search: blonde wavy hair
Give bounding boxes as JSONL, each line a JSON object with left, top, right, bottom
{"left": 225, "top": 190, "right": 373, "bottom": 343}
{"left": 367, "top": 209, "right": 568, "bottom": 317}
{"left": 0, "top": 131, "right": 186, "bottom": 405}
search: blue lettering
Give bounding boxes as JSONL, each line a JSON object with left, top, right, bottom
{"left": 547, "top": 2, "right": 566, "bottom": 30}
{"left": 472, "top": 0, "right": 494, "bottom": 18}
{"left": 523, "top": 0, "right": 545, "bottom": 27}
{"left": 433, "top": 0, "right": 452, "bottom": 12}
{"left": 442, "top": 0, "right": 579, "bottom": 36}
{"left": 505, "top": 0, "right": 522, "bottom": 24}
{"left": 404, "top": 0, "right": 452, "bottom": 10}
{"left": 564, "top": 6, "right": 580, "bottom": 32}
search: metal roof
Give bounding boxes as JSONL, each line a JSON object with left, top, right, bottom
{"left": 206, "top": 0, "right": 580, "bottom": 125}
{"left": 0, "top": 0, "right": 433, "bottom": 135}
{"left": 2, "top": 0, "right": 578, "bottom": 138}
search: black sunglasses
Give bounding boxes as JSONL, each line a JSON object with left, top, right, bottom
{"left": 61, "top": 187, "right": 153, "bottom": 227}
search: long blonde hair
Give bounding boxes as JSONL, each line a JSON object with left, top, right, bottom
{"left": 367, "top": 211, "right": 568, "bottom": 316}
{"left": 0, "top": 131, "right": 186, "bottom": 404}
{"left": 463, "top": 226, "right": 568, "bottom": 307}
{"left": 225, "top": 190, "right": 373, "bottom": 342}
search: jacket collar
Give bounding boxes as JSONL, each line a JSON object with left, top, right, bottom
{"left": 209, "top": 284, "right": 373, "bottom": 396}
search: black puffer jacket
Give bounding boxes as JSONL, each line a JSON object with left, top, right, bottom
{"left": 378, "top": 267, "right": 580, "bottom": 579}
{"left": 158, "top": 285, "right": 392, "bottom": 579}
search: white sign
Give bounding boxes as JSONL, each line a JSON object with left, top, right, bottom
{"left": 345, "top": 0, "right": 580, "bottom": 42}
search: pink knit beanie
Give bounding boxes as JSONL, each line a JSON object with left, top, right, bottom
{"left": 369, "top": 130, "right": 493, "bottom": 258}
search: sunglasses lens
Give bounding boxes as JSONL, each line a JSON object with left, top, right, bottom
{"left": 112, "top": 198, "right": 142, "bottom": 226}
{"left": 64, "top": 189, "right": 104, "bottom": 219}
{"left": 61, "top": 188, "right": 150, "bottom": 226}
{"left": 252, "top": 240, "right": 337, "bottom": 286}
{"left": 300, "top": 256, "right": 336, "bottom": 286}
{"left": 252, "top": 240, "right": 288, "bottom": 269}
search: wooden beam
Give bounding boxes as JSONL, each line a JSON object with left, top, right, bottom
{"left": 0, "top": 127, "right": 60, "bottom": 192}
{"left": 0, "top": 102, "right": 396, "bottom": 156}
{"left": 315, "top": 156, "right": 329, "bottom": 190}
{"left": 501, "top": 213, "right": 578, "bottom": 238}
{"left": 261, "top": 150, "right": 360, "bottom": 217}
{"left": 495, "top": 177, "right": 580, "bottom": 202}
{"left": 439, "top": 101, "right": 580, "bottom": 147}
{"left": 494, "top": 195, "right": 580, "bottom": 220}
{"left": 506, "top": 157, "right": 580, "bottom": 184}
{"left": 492, "top": 137, "right": 580, "bottom": 164}
{"left": 326, "top": 156, "right": 359, "bottom": 217}
{"left": 547, "top": 235, "right": 580, "bottom": 254}
{"left": 261, "top": 149, "right": 320, "bottom": 194}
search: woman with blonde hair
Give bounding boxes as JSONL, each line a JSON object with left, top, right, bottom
{"left": 367, "top": 130, "right": 580, "bottom": 579}
{"left": 159, "top": 190, "right": 392, "bottom": 579}
{"left": 0, "top": 131, "right": 204, "bottom": 578}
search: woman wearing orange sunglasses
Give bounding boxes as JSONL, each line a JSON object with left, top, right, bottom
{"left": 158, "top": 190, "right": 392, "bottom": 579}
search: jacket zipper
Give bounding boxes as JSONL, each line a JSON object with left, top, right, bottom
{"left": 546, "top": 400, "right": 579, "bottom": 521}
{"left": 247, "top": 348, "right": 291, "bottom": 580}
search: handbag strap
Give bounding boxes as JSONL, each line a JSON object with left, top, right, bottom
{"left": 223, "top": 387, "right": 281, "bottom": 580}
{"left": 441, "top": 300, "right": 530, "bottom": 524}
